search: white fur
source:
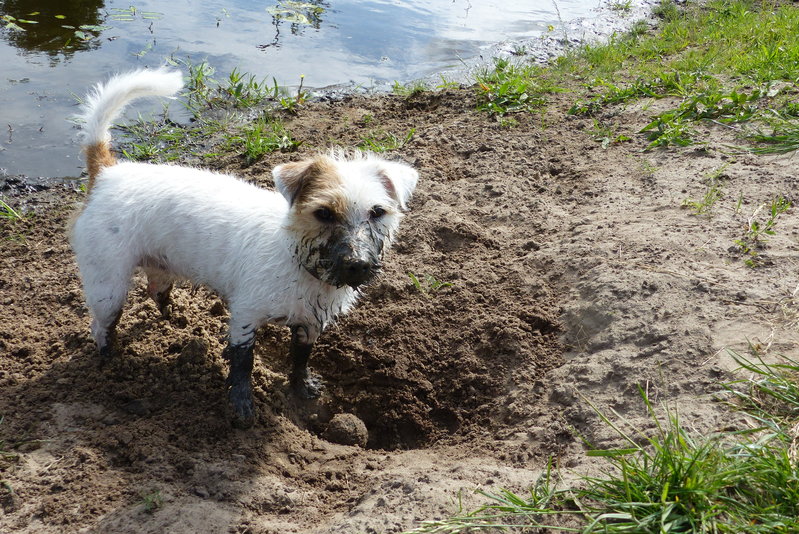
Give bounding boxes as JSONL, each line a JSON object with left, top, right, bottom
{"left": 71, "top": 69, "right": 418, "bottom": 355}
{"left": 78, "top": 68, "right": 183, "bottom": 145}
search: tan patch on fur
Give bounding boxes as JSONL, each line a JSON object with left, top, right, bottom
{"left": 84, "top": 141, "right": 116, "bottom": 193}
{"left": 280, "top": 156, "right": 344, "bottom": 208}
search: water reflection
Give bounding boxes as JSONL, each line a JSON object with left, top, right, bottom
{"left": 0, "top": 0, "right": 607, "bottom": 178}
{"left": 0, "top": 0, "right": 106, "bottom": 61}
{"left": 261, "top": 0, "right": 330, "bottom": 49}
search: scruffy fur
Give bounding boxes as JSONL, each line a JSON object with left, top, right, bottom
{"left": 71, "top": 69, "right": 418, "bottom": 427}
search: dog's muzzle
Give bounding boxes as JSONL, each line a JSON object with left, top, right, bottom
{"left": 333, "top": 256, "right": 376, "bottom": 288}
{"left": 300, "top": 222, "right": 385, "bottom": 289}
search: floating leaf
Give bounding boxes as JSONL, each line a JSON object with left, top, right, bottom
{"left": 73, "top": 30, "right": 89, "bottom": 40}
{"left": 27, "top": 11, "right": 40, "bottom": 16}
{"left": 79, "top": 24, "right": 112, "bottom": 31}
{"left": 61, "top": 24, "right": 75, "bottom": 29}
{"left": 17, "top": 19, "right": 39, "bottom": 24}
{"left": 133, "top": 40, "right": 154, "bottom": 57}
{"left": 55, "top": 14, "right": 66, "bottom": 19}
{"left": 140, "top": 11, "right": 164, "bottom": 20}
{"left": 4, "top": 21, "right": 25, "bottom": 31}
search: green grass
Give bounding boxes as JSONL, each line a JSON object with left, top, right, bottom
{"left": 228, "top": 115, "right": 301, "bottom": 163}
{"left": 0, "top": 198, "right": 22, "bottom": 222}
{"left": 733, "top": 195, "right": 791, "bottom": 267}
{"left": 478, "top": 0, "right": 799, "bottom": 151}
{"left": 180, "top": 60, "right": 280, "bottom": 112}
{"left": 117, "top": 110, "right": 226, "bottom": 164}
{"left": 475, "top": 58, "right": 556, "bottom": 115}
{"left": 358, "top": 128, "right": 415, "bottom": 153}
{"left": 681, "top": 164, "right": 728, "bottom": 215}
{"left": 408, "top": 273, "right": 454, "bottom": 296}
{"left": 392, "top": 79, "right": 429, "bottom": 97}
{"left": 406, "top": 365, "right": 799, "bottom": 533}
{"left": 139, "top": 489, "right": 164, "bottom": 513}
{"left": 113, "top": 62, "right": 309, "bottom": 164}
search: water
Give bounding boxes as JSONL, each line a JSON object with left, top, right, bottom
{"left": 0, "top": 0, "right": 608, "bottom": 178}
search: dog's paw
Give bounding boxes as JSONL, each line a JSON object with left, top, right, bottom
{"left": 98, "top": 345, "right": 117, "bottom": 359}
{"left": 159, "top": 302, "right": 173, "bottom": 319}
{"left": 291, "top": 373, "right": 324, "bottom": 400}
{"left": 228, "top": 383, "right": 255, "bottom": 429}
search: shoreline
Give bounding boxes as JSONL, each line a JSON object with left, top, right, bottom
{"left": 0, "top": 0, "right": 661, "bottom": 183}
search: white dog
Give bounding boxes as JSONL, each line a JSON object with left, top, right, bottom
{"left": 71, "top": 69, "right": 418, "bottom": 427}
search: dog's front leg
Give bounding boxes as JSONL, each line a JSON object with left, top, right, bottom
{"left": 224, "top": 320, "right": 257, "bottom": 428}
{"left": 289, "top": 325, "right": 323, "bottom": 399}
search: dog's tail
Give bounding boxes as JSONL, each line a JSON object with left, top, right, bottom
{"left": 79, "top": 68, "right": 184, "bottom": 192}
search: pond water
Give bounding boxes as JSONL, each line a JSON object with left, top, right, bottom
{"left": 0, "top": 0, "right": 607, "bottom": 178}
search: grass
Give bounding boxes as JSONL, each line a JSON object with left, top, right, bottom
{"left": 406, "top": 363, "right": 799, "bottom": 533}
{"left": 139, "top": 489, "right": 164, "bottom": 513}
{"left": 734, "top": 195, "right": 791, "bottom": 267}
{"left": 393, "top": 80, "right": 429, "bottom": 97}
{"left": 681, "top": 164, "right": 728, "bottom": 215}
{"left": 358, "top": 128, "right": 415, "bottom": 153}
{"left": 114, "top": 61, "right": 302, "bottom": 165}
{"left": 0, "top": 198, "right": 22, "bottom": 222}
{"left": 228, "top": 115, "right": 301, "bottom": 163}
{"left": 181, "top": 61, "right": 280, "bottom": 112}
{"left": 474, "top": 58, "right": 555, "bottom": 115}
{"left": 117, "top": 110, "right": 225, "bottom": 163}
{"left": 473, "top": 0, "right": 799, "bottom": 152}
{"left": 408, "top": 273, "right": 453, "bottom": 296}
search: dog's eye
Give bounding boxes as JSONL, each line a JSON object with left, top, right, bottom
{"left": 369, "top": 206, "right": 386, "bottom": 220}
{"left": 313, "top": 207, "right": 335, "bottom": 223}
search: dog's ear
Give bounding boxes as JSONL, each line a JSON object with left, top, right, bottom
{"left": 273, "top": 157, "right": 341, "bottom": 207}
{"left": 374, "top": 160, "right": 418, "bottom": 211}
{"left": 272, "top": 160, "right": 314, "bottom": 206}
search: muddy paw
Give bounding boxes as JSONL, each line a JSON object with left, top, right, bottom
{"left": 98, "top": 344, "right": 117, "bottom": 359}
{"left": 158, "top": 302, "right": 173, "bottom": 319}
{"left": 228, "top": 383, "right": 255, "bottom": 429}
{"left": 291, "top": 373, "right": 324, "bottom": 400}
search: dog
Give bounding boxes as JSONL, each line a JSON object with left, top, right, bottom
{"left": 70, "top": 69, "right": 418, "bottom": 428}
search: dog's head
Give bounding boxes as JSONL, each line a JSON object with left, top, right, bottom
{"left": 273, "top": 151, "right": 418, "bottom": 289}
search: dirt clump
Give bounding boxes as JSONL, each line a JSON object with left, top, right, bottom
{"left": 1, "top": 85, "right": 798, "bottom": 533}
{"left": 323, "top": 414, "right": 368, "bottom": 447}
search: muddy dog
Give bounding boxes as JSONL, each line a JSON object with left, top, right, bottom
{"left": 70, "top": 69, "right": 418, "bottom": 427}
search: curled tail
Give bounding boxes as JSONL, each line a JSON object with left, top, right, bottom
{"left": 79, "top": 68, "right": 184, "bottom": 192}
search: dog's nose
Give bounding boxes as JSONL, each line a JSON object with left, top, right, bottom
{"left": 338, "top": 257, "right": 373, "bottom": 288}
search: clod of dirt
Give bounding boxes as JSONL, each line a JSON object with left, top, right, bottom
{"left": 177, "top": 337, "right": 209, "bottom": 367}
{"left": 323, "top": 413, "right": 368, "bottom": 447}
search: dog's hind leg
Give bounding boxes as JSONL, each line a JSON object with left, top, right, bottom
{"left": 223, "top": 312, "right": 259, "bottom": 428}
{"left": 143, "top": 267, "right": 174, "bottom": 317}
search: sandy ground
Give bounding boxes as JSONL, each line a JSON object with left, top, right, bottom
{"left": 2, "top": 83, "right": 799, "bottom": 533}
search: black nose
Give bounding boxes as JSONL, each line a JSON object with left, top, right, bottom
{"left": 337, "top": 257, "right": 373, "bottom": 288}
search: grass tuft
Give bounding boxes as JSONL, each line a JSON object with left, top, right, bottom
{"left": 733, "top": 195, "right": 791, "bottom": 267}
{"left": 358, "top": 128, "right": 415, "bottom": 153}
{"left": 681, "top": 164, "right": 728, "bottom": 215}
{"left": 139, "top": 489, "right": 164, "bottom": 514}
{"left": 0, "top": 198, "right": 22, "bottom": 222}
{"left": 408, "top": 273, "right": 453, "bottom": 297}
{"left": 474, "top": 58, "right": 555, "bottom": 115}
{"left": 229, "top": 115, "right": 301, "bottom": 163}
{"left": 408, "top": 362, "right": 799, "bottom": 534}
